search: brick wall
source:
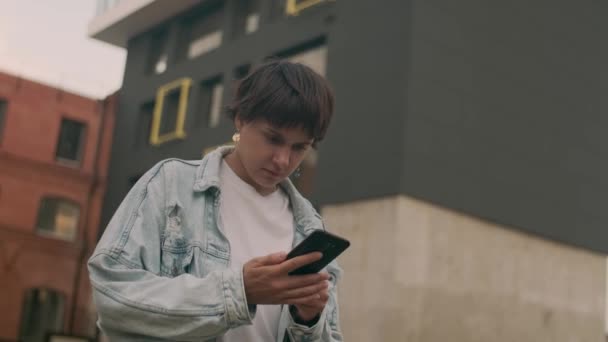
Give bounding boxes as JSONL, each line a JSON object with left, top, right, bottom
{"left": 0, "top": 71, "right": 117, "bottom": 340}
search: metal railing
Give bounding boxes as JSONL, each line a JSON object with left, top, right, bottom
{"left": 95, "top": 0, "right": 126, "bottom": 16}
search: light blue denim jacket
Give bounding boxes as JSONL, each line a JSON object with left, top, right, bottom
{"left": 88, "top": 146, "right": 344, "bottom": 341}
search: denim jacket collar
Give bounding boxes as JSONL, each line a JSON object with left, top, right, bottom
{"left": 192, "top": 146, "right": 226, "bottom": 193}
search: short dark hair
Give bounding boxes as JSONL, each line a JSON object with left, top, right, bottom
{"left": 227, "top": 59, "right": 334, "bottom": 144}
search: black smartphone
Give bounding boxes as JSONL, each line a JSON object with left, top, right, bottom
{"left": 286, "top": 230, "right": 350, "bottom": 275}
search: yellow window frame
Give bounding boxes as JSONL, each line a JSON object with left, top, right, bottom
{"left": 286, "top": 0, "right": 332, "bottom": 16}
{"left": 150, "top": 77, "right": 192, "bottom": 146}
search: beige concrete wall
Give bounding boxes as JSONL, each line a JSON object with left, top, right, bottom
{"left": 322, "top": 196, "right": 605, "bottom": 342}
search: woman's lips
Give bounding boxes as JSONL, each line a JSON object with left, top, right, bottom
{"left": 263, "top": 168, "right": 281, "bottom": 178}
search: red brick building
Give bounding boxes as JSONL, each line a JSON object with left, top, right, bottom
{"left": 0, "top": 71, "right": 116, "bottom": 341}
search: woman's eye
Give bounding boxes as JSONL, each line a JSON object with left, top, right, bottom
{"left": 267, "top": 136, "right": 281, "bottom": 145}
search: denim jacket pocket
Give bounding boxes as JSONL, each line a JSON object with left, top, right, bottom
{"left": 160, "top": 244, "right": 194, "bottom": 277}
{"left": 160, "top": 211, "right": 194, "bottom": 277}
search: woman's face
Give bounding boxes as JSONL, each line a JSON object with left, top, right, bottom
{"left": 233, "top": 118, "right": 313, "bottom": 194}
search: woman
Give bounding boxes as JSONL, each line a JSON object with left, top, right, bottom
{"left": 88, "top": 60, "right": 344, "bottom": 341}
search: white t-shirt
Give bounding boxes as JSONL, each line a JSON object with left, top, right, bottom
{"left": 217, "top": 159, "right": 294, "bottom": 342}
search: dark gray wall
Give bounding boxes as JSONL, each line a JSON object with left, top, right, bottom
{"left": 314, "top": 0, "right": 412, "bottom": 204}
{"left": 402, "top": 0, "right": 608, "bottom": 252}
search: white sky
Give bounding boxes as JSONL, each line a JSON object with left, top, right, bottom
{"left": 0, "top": 0, "right": 125, "bottom": 99}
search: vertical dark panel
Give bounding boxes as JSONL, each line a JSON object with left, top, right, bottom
{"left": 314, "top": 0, "right": 413, "bottom": 203}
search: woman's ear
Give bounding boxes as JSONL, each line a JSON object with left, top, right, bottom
{"left": 235, "top": 115, "right": 243, "bottom": 132}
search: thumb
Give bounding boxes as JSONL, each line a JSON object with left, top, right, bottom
{"left": 257, "top": 252, "right": 287, "bottom": 266}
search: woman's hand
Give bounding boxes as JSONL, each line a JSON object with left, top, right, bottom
{"left": 291, "top": 285, "right": 329, "bottom": 324}
{"left": 243, "top": 252, "right": 330, "bottom": 305}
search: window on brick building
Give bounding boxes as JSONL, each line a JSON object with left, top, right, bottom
{"left": 35, "top": 197, "right": 80, "bottom": 241}
{"left": 0, "top": 99, "right": 7, "bottom": 145}
{"left": 19, "top": 288, "right": 65, "bottom": 342}
{"left": 55, "top": 118, "right": 86, "bottom": 164}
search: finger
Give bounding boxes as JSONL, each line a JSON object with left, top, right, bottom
{"left": 280, "top": 273, "right": 329, "bottom": 290}
{"left": 253, "top": 252, "right": 287, "bottom": 266}
{"left": 318, "top": 272, "right": 332, "bottom": 285}
{"left": 297, "top": 289, "right": 329, "bottom": 308}
{"left": 285, "top": 292, "right": 323, "bottom": 305}
{"left": 295, "top": 297, "right": 328, "bottom": 311}
{"left": 308, "top": 289, "right": 330, "bottom": 304}
{"left": 281, "top": 281, "right": 329, "bottom": 300}
{"left": 277, "top": 252, "right": 323, "bottom": 274}
{"left": 295, "top": 303, "right": 325, "bottom": 314}
{"left": 319, "top": 289, "right": 329, "bottom": 302}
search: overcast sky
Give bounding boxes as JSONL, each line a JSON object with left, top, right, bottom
{"left": 0, "top": 0, "right": 125, "bottom": 99}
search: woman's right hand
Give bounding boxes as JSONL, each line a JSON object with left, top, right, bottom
{"left": 243, "top": 252, "right": 330, "bottom": 305}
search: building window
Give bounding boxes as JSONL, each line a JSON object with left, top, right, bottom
{"left": 95, "top": 0, "right": 123, "bottom": 15}
{"left": 286, "top": 0, "right": 331, "bottom": 16}
{"left": 209, "top": 83, "right": 224, "bottom": 128}
{"left": 150, "top": 78, "right": 192, "bottom": 146}
{"left": 285, "top": 43, "right": 328, "bottom": 76}
{"left": 189, "top": 31, "right": 223, "bottom": 59}
{"left": 234, "top": 0, "right": 260, "bottom": 37}
{"left": 197, "top": 77, "right": 224, "bottom": 128}
{"left": 136, "top": 102, "right": 154, "bottom": 147}
{"left": 178, "top": 4, "right": 224, "bottom": 60}
{"left": 147, "top": 29, "right": 169, "bottom": 74}
{"left": 234, "top": 64, "right": 251, "bottom": 81}
{"left": 35, "top": 197, "right": 80, "bottom": 241}
{"left": 159, "top": 90, "right": 181, "bottom": 135}
{"left": 55, "top": 118, "right": 86, "bottom": 164}
{"left": 246, "top": 13, "right": 260, "bottom": 34}
{"left": 0, "top": 99, "right": 7, "bottom": 145}
{"left": 19, "top": 288, "right": 65, "bottom": 342}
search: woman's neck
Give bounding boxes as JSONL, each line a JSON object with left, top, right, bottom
{"left": 224, "top": 151, "right": 276, "bottom": 196}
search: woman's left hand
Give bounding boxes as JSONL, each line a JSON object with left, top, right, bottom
{"left": 292, "top": 282, "right": 329, "bottom": 324}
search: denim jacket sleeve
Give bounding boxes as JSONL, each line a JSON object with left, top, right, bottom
{"left": 281, "top": 259, "right": 344, "bottom": 342}
{"left": 88, "top": 161, "right": 254, "bottom": 341}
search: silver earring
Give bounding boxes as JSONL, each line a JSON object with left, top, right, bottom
{"left": 293, "top": 167, "right": 302, "bottom": 178}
